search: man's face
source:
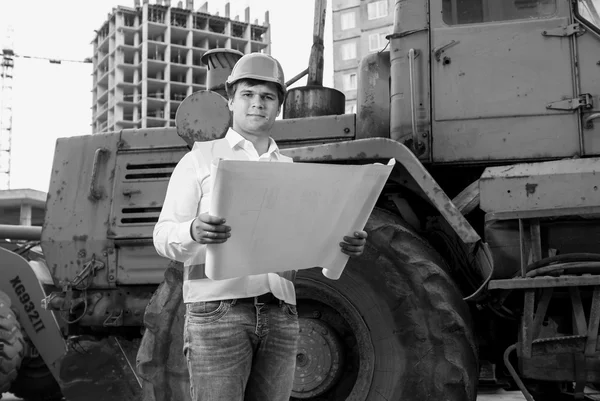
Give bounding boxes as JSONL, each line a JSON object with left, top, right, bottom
{"left": 228, "top": 81, "right": 281, "bottom": 138}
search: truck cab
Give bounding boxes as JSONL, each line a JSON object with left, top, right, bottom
{"left": 383, "top": 0, "right": 600, "bottom": 162}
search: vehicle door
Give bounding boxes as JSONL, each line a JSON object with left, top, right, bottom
{"left": 575, "top": 0, "right": 600, "bottom": 155}
{"left": 430, "top": 0, "right": 581, "bottom": 162}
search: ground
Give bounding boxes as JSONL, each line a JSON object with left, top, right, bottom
{"left": 2, "top": 390, "right": 528, "bottom": 400}
{"left": 478, "top": 389, "right": 527, "bottom": 400}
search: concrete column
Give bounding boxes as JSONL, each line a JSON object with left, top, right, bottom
{"left": 225, "top": 4, "right": 232, "bottom": 49}
{"left": 165, "top": 7, "right": 172, "bottom": 126}
{"left": 19, "top": 204, "right": 31, "bottom": 226}
{"left": 141, "top": 3, "right": 149, "bottom": 128}
{"left": 264, "top": 11, "right": 271, "bottom": 54}
{"left": 244, "top": 7, "right": 251, "bottom": 54}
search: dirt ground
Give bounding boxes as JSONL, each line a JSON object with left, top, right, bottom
{"left": 477, "top": 389, "right": 527, "bottom": 400}
{"left": 2, "top": 388, "right": 595, "bottom": 400}
{"left": 3, "top": 390, "right": 527, "bottom": 401}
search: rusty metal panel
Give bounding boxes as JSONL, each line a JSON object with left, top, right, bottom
{"left": 432, "top": 17, "right": 574, "bottom": 119}
{"left": 388, "top": 0, "right": 430, "bottom": 161}
{"left": 485, "top": 214, "right": 600, "bottom": 281}
{"left": 109, "top": 148, "right": 186, "bottom": 239}
{"left": 576, "top": 32, "right": 600, "bottom": 156}
{"left": 531, "top": 335, "right": 587, "bottom": 357}
{"left": 356, "top": 51, "right": 391, "bottom": 140}
{"left": 521, "top": 290, "right": 535, "bottom": 358}
{"left": 283, "top": 87, "right": 345, "bottom": 119}
{"left": 489, "top": 275, "right": 600, "bottom": 290}
{"left": 42, "top": 133, "right": 121, "bottom": 286}
{"left": 109, "top": 129, "right": 187, "bottom": 284}
{"left": 521, "top": 351, "right": 600, "bottom": 383}
{"left": 119, "top": 127, "right": 188, "bottom": 150}
{"left": 432, "top": 114, "right": 579, "bottom": 162}
{"left": 486, "top": 206, "right": 600, "bottom": 222}
{"left": 175, "top": 91, "right": 231, "bottom": 147}
{"left": 480, "top": 157, "right": 600, "bottom": 213}
{"left": 430, "top": 0, "right": 580, "bottom": 162}
{"left": 116, "top": 243, "right": 167, "bottom": 284}
{"left": 270, "top": 114, "right": 355, "bottom": 145}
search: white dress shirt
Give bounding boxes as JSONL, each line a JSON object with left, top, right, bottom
{"left": 153, "top": 128, "right": 296, "bottom": 304}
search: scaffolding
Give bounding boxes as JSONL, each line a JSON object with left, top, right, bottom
{"left": 0, "top": 29, "right": 14, "bottom": 190}
{"left": 91, "top": 1, "right": 271, "bottom": 133}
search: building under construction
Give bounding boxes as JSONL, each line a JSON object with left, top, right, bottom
{"left": 0, "top": 44, "right": 14, "bottom": 189}
{"left": 91, "top": 0, "right": 271, "bottom": 133}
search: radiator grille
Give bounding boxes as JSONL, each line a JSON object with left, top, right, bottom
{"left": 120, "top": 206, "right": 162, "bottom": 225}
{"left": 124, "top": 162, "right": 177, "bottom": 180}
{"left": 111, "top": 148, "right": 186, "bottom": 236}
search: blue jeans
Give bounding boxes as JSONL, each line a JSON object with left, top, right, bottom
{"left": 183, "top": 299, "right": 299, "bottom": 401}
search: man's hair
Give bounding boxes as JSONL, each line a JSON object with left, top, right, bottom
{"left": 226, "top": 78, "right": 285, "bottom": 106}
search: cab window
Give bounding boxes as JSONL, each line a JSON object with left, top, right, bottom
{"left": 442, "top": 0, "right": 557, "bottom": 25}
{"left": 577, "top": 0, "right": 600, "bottom": 31}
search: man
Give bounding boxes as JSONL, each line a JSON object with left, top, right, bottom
{"left": 153, "top": 53, "right": 367, "bottom": 401}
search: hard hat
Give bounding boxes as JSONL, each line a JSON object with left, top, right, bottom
{"left": 225, "top": 53, "right": 286, "bottom": 94}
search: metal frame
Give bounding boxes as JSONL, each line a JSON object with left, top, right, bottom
{"left": 488, "top": 206, "right": 600, "bottom": 399}
{"left": 573, "top": 0, "right": 600, "bottom": 37}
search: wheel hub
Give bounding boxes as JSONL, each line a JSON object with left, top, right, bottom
{"left": 291, "top": 318, "right": 344, "bottom": 398}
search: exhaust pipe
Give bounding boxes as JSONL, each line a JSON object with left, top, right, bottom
{"left": 0, "top": 224, "right": 42, "bottom": 241}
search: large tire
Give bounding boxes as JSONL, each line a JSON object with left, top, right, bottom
{"left": 136, "top": 208, "right": 478, "bottom": 401}
{"left": 290, "top": 208, "right": 478, "bottom": 400}
{"left": 0, "top": 291, "right": 24, "bottom": 394}
{"left": 10, "top": 351, "right": 62, "bottom": 401}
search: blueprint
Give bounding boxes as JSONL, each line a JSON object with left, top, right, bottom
{"left": 205, "top": 158, "right": 395, "bottom": 280}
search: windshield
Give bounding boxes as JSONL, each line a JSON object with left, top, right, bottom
{"left": 442, "top": 0, "right": 557, "bottom": 25}
{"left": 578, "top": 0, "right": 600, "bottom": 29}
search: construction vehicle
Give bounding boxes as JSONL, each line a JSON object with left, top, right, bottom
{"left": 1, "top": 0, "right": 600, "bottom": 400}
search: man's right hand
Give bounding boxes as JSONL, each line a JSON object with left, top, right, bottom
{"left": 190, "top": 213, "right": 232, "bottom": 244}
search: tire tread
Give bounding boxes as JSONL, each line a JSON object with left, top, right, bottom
{"left": 0, "top": 292, "right": 24, "bottom": 394}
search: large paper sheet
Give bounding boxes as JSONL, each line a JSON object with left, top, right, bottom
{"left": 205, "top": 158, "right": 395, "bottom": 280}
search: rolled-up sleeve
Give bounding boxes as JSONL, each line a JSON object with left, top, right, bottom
{"left": 153, "top": 152, "right": 206, "bottom": 263}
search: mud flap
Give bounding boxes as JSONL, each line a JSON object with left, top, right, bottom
{"left": 59, "top": 336, "right": 143, "bottom": 401}
{"left": 136, "top": 262, "right": 191, "bottom": 401}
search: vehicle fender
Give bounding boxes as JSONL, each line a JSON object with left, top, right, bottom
{"left": 0, "top": 247, "right": 66, "bottom": 382}
{"left": 282, "top": 138, "right": 494, "bottom": 301}
{"left": 283, "top": 138, "right": 480, "bottom": 244}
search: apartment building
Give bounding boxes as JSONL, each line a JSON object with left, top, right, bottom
{"left": 91, "top": 0, "right": 270, "bottom": 133}
{"left": 331, "top": 0, "right": 393, "bottom": 114}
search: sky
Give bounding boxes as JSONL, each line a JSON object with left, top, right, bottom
{"left": 0, "top": 0, "right": 334, "bottom": 192}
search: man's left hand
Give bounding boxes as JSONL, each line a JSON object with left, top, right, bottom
{"left": 340, "top": 231, "right": 368, "bottom": 257}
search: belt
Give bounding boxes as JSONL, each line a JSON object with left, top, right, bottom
{"left": 236, "top": 293, "right": 279, "bottom": 305}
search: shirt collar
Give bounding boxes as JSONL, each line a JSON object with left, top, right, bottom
{"left": 224, "top": 128, "right": 281, "bottom": 158}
